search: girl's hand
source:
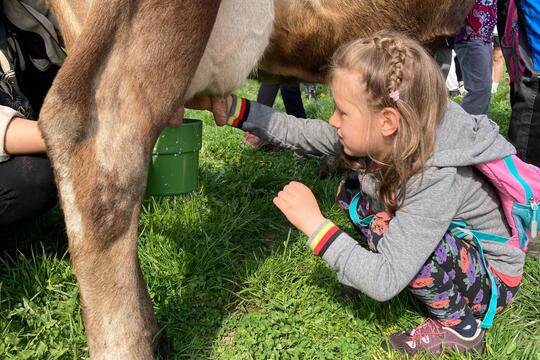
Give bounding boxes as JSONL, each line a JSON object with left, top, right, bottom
{"left": 273, "top": 181, "right": 326, "bottom": 237}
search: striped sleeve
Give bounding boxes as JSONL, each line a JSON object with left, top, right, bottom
{"left": 307, "top": 220, "right": 343, "bottom": 257}
{"left": 227, "top": 95, "right": 250, "bottom": 128}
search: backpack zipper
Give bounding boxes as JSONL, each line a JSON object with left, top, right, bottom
{"left": 531, "top": 198, "right": 538, "bottom": 239}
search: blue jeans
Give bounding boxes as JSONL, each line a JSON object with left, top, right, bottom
{"left": 455, "top": 39, "right": 493, "bottom": 115}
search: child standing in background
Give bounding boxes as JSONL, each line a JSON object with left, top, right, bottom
{"left": 188, "top": 31, "right": 526, "bottom": 356}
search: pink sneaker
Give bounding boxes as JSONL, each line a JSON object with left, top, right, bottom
{"left": 243, "top": 132, "right": 264, "bottom": 149}
{"left": 383, "top": 318, "right": 484, "bottom": 356}
{"left": 243, "top": 132, "right": 284, "bottom": 152}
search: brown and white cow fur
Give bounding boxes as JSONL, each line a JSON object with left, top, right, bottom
{"left": 39, "top": 0, "right": 473, "bottom": 358}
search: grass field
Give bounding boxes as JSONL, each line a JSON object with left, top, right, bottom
{"left": 1, "top": 80, "right": 539, "bottom": 359}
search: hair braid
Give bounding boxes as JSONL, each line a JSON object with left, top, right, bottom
{"left": 372, "top": 36, "right": 407, "bottom": 99}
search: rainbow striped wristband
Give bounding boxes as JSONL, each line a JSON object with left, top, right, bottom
{"left": 308, "top": 221, "right": 342, "bottom": 257}
{"left": 227, "top": 95, "right": 250, "bottom": 128}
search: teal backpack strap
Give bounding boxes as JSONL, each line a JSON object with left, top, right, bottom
{"left": 349, "top": 192, "right": 374, "bottom": 228}
{"left": 471, "top": 236, "right": 498, "bottom": 329}
{"left": 450, "top": 221, "right": 501, "bottom": 329}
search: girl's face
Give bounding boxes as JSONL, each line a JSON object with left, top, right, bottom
{"left": 329, "top": 70, "right": 387, "bottom": 160}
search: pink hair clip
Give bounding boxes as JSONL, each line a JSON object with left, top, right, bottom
{"left": 389, "top": 90, "right": 400, "bottom": 101}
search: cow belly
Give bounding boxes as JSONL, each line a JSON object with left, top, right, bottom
{"left": 184, "top": 0, "right": 274, "bottom": 100}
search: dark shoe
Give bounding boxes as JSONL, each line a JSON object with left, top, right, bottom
{"left": 340, "top": 285, "right": 361, "bottom": 300}
{"left": 260, "top": 143, "right": 285, "bottom": 152}
{"left": 382, "top": 318, "right": 484, "bottom": 356}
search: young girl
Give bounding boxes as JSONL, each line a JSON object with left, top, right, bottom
{"left": 189, "top": 31, "right": 524, "bottom": 356}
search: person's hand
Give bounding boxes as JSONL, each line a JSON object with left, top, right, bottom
{"left": 273, "top": 181, "right": 326, "bottom": 237}
{"left": 183, "top": 94, "right": 232, "bottom": 126}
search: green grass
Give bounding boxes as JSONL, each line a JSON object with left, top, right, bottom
{"left": 1, "top": 81, "right": 539, "bottom": 359}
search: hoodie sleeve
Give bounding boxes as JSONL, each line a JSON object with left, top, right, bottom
{"left": 227, "top": 96, "right": 342, "bottom": 157}
{"left": 0, "top": 105, "right": 22, "bottom": 163}
{"left": 308, "top": 167, "right": 463, "bottom": 302}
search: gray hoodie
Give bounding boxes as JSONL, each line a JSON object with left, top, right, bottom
{"left": 236, "top": 99, "right": 524, "bottom": 302}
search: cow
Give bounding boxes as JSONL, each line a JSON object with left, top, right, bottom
{"left": 39, "top": 0, "right": 473, "bottom": 358}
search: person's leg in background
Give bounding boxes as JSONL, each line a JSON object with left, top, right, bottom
{"left": 497, "top": 0, "right": 540, "bottom": 167}
{"left": 516, "top": 0, "right": 540, "bottom": 166}
{"left": 454, "top": 55, "right": 466, "bottom": 94}
{"left": 492, "top": 31, "right": 505, "bottom": 94}
{"left": 256, "top": 82, "right": 280, "bottom": 107}
{"left": 304, "top": 83, "right": 317, "bottom": 101}
{"left": 455, "top": 38, "right": 494, "bottom": 115}
{"left": 248, "top": 82, "right": 307, "bottom": 150}
{"left": 446, "top": 51, "right": 460, "bottom": 95}
{"left": 257, "top": 82, "right": 306, "bottom": 118}
{"left": 434, "top": 41, "right": 453, "bottom": 80}
{"left": 279, "top": 83, "right": 306, "bottom": 118}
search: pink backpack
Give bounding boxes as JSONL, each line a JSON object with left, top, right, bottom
{"left": 450, "top": 155, "right": 540, "bottom": 328}
{"left": 476, "top": 155, "right": 540, "bottom": 249}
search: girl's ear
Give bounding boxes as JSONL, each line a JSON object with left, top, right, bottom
{"left": 378, "top": 107, "right": 400, "bottom": 137}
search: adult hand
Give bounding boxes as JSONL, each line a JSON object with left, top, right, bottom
{"left": 273, "top": 181, "right": 326, "bottom": 237}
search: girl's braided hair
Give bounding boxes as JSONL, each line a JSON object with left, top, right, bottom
{"left": 328, "top": 31, "right": 448, "bottom": 214}
{"left": 373, "top": 35, "right": 406, "bottom": 102}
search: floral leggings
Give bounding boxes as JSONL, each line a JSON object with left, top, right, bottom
{"left": 407, "top": 232, "right": 519, "bottom": 327}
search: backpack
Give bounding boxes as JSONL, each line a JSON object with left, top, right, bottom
{"left": 500, "top": 0, "right": 526, "bottom": 84}
{"left": 449, "top": 154, "right": 540, "bottom": 329}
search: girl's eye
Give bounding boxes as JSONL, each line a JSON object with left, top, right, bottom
{"left": 334, "top": 104, "right": 346, "bottom": 117}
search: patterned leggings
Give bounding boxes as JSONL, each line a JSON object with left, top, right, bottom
{"left": 408, "top": 232, "right": 519, "bottom": 327}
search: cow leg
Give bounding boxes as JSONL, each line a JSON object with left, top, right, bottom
{"left": 40, "top": 1, "right": 221, "bottom": 358}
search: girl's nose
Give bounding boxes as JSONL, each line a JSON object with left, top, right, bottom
{"left": 329, "top": 112, "right": 339, "bottom": 128}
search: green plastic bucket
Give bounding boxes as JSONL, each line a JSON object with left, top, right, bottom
{"left": 146, "top": 119, "right": 202, "bottom": 196}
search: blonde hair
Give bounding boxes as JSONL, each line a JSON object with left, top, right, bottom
{"left": 328, "top": 31, "right": 448, "bottom": 214}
